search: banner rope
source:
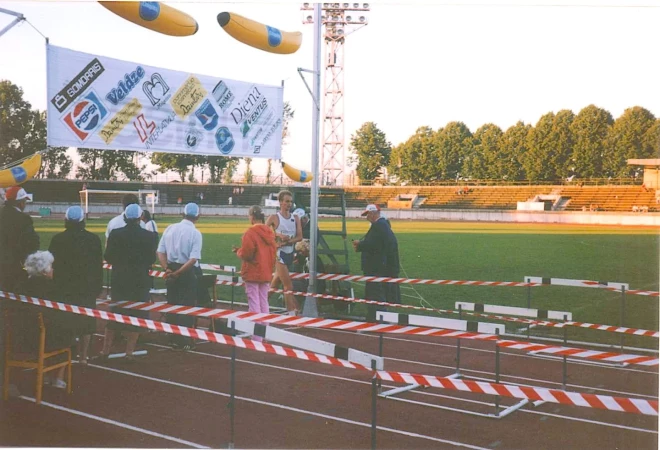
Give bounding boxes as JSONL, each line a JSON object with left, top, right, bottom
{"left": 0, "top": 291, "right": 656, "bottom": 416}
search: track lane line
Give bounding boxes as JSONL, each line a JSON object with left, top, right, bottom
{"left": 18, "top": 396, "right": 209, "bottom": 448}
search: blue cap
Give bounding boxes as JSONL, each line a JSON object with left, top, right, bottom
{"left": 65, "top": 206, "right": 84, "bottom": 222}
{"left": 124, "top": 203, "right": 142, "bottom": 220}
{"left": 184, "top": 202, "right": 200, "bottom": 217}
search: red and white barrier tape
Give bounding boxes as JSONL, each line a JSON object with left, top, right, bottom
{"left": 377, "top": 371, "right": 658, "bottom": 416}
{"left": 1, "top": 291, "right": 656, "bottom": 416}
{"left": 96, "top": 298, "right": 659, "bottom": 367}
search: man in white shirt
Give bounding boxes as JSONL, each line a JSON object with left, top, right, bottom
{"left": 105, "top": 193, "right": 146, "bottom": 242}
{"left": 157, "top": 203, "right": 203, "bottom": 350}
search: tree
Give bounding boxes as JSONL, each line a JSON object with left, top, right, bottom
{"left": 349, "top": 122, "right": 391, "bottom": 183}
{"left": 604, "top": 107, "right": 657, "bottom": 178}
{"left": 150, "top": 152, "right": 195, "bottom": 182}
{"left": 434, "top": 121, "right": 473, "bottom": 180}
{"left": 224, "top": 158, "right": 239, "bottom": 183}
{"left": 388, "top": 126, "right": 436, "bottom": 184}
{"left": 244, "top": 157, "right": 253, "bottom": 183}
{"left": 77, "top": 148, "right": 146, "bottom": 181}
{"left": 570, "top": 105, "right": 613, "bottom": 179}
{"left": 524, "top": 112, "right": 557, "bottom": 181}
{"left": 550, "top": 109, "right": 575, "bottom": 180}
{"left": 469, "top": 124, "right": 502, "bottom": 179}
{"left": 499, "top": 121, "right": 531, "bottom": 181}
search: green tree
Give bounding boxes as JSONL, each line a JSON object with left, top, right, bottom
{"left": 77, "top": 148, "right": 146, "bottom": 181}
{"left": 569, "top": 105, "right": 613, "bottom": 179}
{"left": 434, "top": 121, "right": 473, "bottom": 180}
{"left": 224, "top": 158, "right": 239, "bottom": 183}
{"left": 551, "top": 109, "right": 575, "bottom": 179}
{"left": 150, "top": 152, "right": 195, "bottom": 182}
{"left": 470, "top": 124, "right": 502, "bottom": 179}
{"left": 349, "top": 122, "right": 392, "bottom": 182}
{"left": 388, "top": 126, "right": 436, "bottom": 184}
{"left": 524, "top": 112, "right": 557, "bottom": 181}
{"left": 499, "top": 121, "right": 531, "bottom": 181}
{"left": 604, "top": 107, "right": 657, "bottom": 178}
{"left": 244, "top": 157, "right": 253, "bottom": 183}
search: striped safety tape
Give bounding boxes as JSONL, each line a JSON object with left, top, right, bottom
{"left": 376, "top": 371, "right": 658, "bottom": 416}
{"left": 1, "top": 291, "right": 656, "bottom": 416}
{"left": 96, "top": 299, "right": 659, "bottom": 367}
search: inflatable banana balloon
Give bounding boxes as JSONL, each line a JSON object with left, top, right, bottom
{"left": 217, "top": 12, "right": 302, "bottom": 54}
{"left": 99, "top": 2, "right": 198, "bottom": 37}
{"left": 282, "top": 161, "right": 313, "bottom": 183}
{"left": 0, "top": 153, "right": 42, "bottom": 188}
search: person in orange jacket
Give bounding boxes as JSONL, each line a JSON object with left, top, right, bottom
{"left": 233, "top": 206, "right": 277, "bottom": 323}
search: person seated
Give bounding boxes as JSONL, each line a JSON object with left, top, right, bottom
{"left": 14, "top": 251, "right": 74, "bottom": 389}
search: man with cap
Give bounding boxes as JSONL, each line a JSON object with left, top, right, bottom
{"left": 105, "top": 193, "right": 146, "bottom": 243}
{"left": 100, "top": 203, "right": 158, "bottom": 360}
{"left": 0, "top": 186, "right": 39, "bottom": 291}
{"left": 49, "top": 205, "right": 103, "bottom": 364}
{"left": 157, "top": 203, "right": 203, "bottom": 350}
{"left": 352, "top": 204, "right": 401, "bottom": 322}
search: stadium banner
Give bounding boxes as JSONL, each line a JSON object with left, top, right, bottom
{"left": 46, "top": 44, "right": 283, "bottom": 159}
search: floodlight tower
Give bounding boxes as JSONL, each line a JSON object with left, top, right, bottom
{"left": 302, "top": 2, "right": 369, "bottom": 186}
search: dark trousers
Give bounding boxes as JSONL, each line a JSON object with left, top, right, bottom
{"left": 365, "top": 281, "right": 386, "bottom": 322}
{"left": 166, "top": 263, "right": 198, "bottom": 345}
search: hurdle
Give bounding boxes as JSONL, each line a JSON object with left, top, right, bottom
{"left": 372, "top": 311, "right": 527, "bottom": 419}
{"left": 226, "top": 317, "right": 384, "bottom": 370}
{"left": 524, "top": 275, "right": 632, "bottom": 360}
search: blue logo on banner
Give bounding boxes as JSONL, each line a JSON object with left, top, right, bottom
{"left": 215, "top": 127, "right": 235, "bottom": 155}
{"left": 139, "top": 2, "right": 160, "bottom": 21}
{"left": 10, "top": 166, "right": 27, "bottom": 183}
{"left": 266, "top": 26, "right": 282, "bottom": 47}
{"left": 195, "top": 99, "right": 219, "bottom": 131}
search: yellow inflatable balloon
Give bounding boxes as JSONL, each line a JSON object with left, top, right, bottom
{"left": 282, "top": 161, "right": 313, "bottom": 183}
{"left": 0, "top": 153, "right": 42, "bottom": 188}
{"left": 217, "top": 12, "right": 302, "bottom": 54}
{"left": 99, "top": 2, "right": 198, "bottom": 37}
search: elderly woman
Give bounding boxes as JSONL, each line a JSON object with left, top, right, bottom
{"left": 15, "top": 251, "right": 73, "bottom": 389}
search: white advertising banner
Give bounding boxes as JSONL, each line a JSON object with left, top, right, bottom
{"left": 46, "top": 44, "right": 283, "bottom": 159}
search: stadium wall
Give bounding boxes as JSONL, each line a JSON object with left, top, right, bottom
{"left": 25, "top": 203, "right": 660, "bottom": 226}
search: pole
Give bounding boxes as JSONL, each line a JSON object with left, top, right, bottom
{"left": 494, "top": 330, "right": 500, "bottom": 415}
{"left": 620, "top": 286, "right": 626, "bottom": 353}
{"left": 562, "top": 314, "right": 568, "bottom": 390}
{"left": 303, "top": 2, "right": 322, "bottom": 318}
{"left": 228, "top": 322, "right": 237, "bottom": 449}
{"left": 371, "top": 360, "right": 377, "bottom": 450}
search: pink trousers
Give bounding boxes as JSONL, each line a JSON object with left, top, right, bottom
{"left": 244, "top": 282, "right": 270, "bottom": 342}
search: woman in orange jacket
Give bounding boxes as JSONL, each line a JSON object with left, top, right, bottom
{"left": 233, "top": 206, "right": 277, "bottom": 319}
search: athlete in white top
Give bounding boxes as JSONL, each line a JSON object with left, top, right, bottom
{"left": 104, "top": 195, "right": 146, "bottom": 243}
{"left": 266, "top": 190, "right": 302, "bottom": 315}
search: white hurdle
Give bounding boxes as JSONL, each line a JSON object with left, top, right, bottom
{"left": 373, "top": 311, "right": 525, "bottom": 419}
{"left": 454, "top": 302, "right": 572, "bottom": 321}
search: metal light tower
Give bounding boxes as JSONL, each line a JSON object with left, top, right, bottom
{"left": 302, "top": 2, "right": 369, "bottom": 186}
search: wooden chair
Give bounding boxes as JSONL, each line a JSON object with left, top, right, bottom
{"left": 3, "top": 308, "right": 72, "bottom": 405}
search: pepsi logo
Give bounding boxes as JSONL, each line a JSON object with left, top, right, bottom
{"left": 266, "top": 26, "right": 282, "bottom": 47}
{"left": 61, "top": 91, "right": 108, "bottom": 143}
{"left": 139, "top": 2, "right": 160, "bottom": 21}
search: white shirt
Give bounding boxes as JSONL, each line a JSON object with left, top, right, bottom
{"left": 105, "top": 213, "right": 146, "bottom": 239}
{"left": 144, "top": 220, "right": 158, "bottom": 233}
{"left": 157, "top": 219, "right": 202, "bottom": 266}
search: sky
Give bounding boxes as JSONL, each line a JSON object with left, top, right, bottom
{"left": 1, "top": 0, "right": 659, "bottom": 182}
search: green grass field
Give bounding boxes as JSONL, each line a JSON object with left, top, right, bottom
{"left": 33, "top": 216, "right": 660, "bottom": 349}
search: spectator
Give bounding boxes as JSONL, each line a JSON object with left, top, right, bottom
{"left": 141, "top": 209, "right": 158, "bottom": 236}
{"left": 15, "top": 251, "right": 73, "bottom": 389}
{"left": 232, "top": 206, "right": 277, "bottom": 340}
{"left": 292, "top": 208, "right": 310, "bottom": 239}
{"left": 0, "top": 186, "right": 39, "bottom": 291}
{"left": 157, "top": 203, "right": 203, "bottom": 351}
{"left": 266, "top": 190, "right": 302, "bottom": 315}
{"left": 105, "top": 193, "right": 145, "bottom": 243}
{"left": 352, "top": 204, "right": 401, "bottom": 322}
{"left": 100, "top": 204, "right": 157, "bottom": 361}
{"left": 49, "top": 206, "right": 103, "bottom": 365}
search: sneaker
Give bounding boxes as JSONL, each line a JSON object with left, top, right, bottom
{"left": 51, "top": 379, "right": 67, "bottom": 390}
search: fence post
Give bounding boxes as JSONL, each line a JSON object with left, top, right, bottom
{"left": 562, "top": 314, "right": 568, "bottom": 390}
{"left": 620, "top": 286, "right": 626, "bottom": 353}
{"left": 228, "top": 322, "right": 237, "bottom": 449}
{"left": 371, "top": 360, "right": 378, "bottom": 450}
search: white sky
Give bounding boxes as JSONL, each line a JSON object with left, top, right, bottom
{"left": 1, "top": 0, "right": 659, "bottom": 180}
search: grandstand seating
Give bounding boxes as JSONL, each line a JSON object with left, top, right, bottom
{"left": 20, "top": 180, "right": 658, "bottom": 213}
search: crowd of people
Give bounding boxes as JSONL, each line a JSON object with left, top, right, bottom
{"left": 0, "top": 186, "right": 401, "bottom": 396}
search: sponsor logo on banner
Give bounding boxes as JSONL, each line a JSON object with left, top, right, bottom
{"left": 11, "top": 167, "right": 27, "bottom": 183}
{"left": 61, "top": 90, "right": 109, "bottom": 143}
{"left": 171, "top": 76, "right": 207, "bottom": 119}
{"left": 139, "top": 2, "right": 160, "bottom": 21}
{"left": 230, "top": 86, "right": 269, "bottom": 138}
{"left": 105, "top": 66, "right": 146, "bottom": 106}
{"left": 185, "top": 127, "right": 203, "bottom": 151}
{"left": 134, "top": 114, "right": 156, "bottom": 143}
{"left": 98, "top": 98, "right": 142, "bottom": 144}
{"left": 51, "top": 58, "right": 105, "bottom": 113}
{"left": 266, "top": 26, "right": 283, "bottom": 47}
{"left": 211, "top": 80, "right": 234, "bottom": 113}
{"left": 252, "top": 116, "right": 281, "bottom": 155}
{"left": 144, "top": 112, "right": 176, "bottom": 150}
{"left": 194, "top": 99, "right": 219, "bottom": 131}
{"left": 142, "top": 73, "right": 171, "bottom": 109}
{"left": 215, "top": 127, "right": 235, "bottom": 155}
